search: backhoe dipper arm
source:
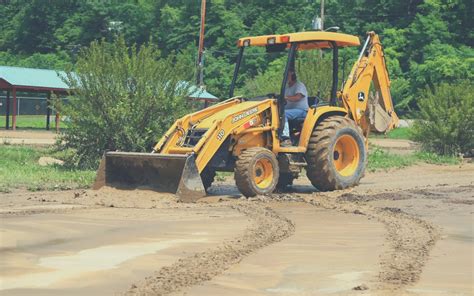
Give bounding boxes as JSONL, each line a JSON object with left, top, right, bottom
{"left": 342, "top": 32, "right": 399, "bottom": 135}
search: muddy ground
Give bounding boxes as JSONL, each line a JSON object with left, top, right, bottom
{"left": 1, "top": 162, "right": 473, "bottom": 295}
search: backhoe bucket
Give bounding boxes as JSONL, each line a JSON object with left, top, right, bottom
{"left": 93, "top": 152, "right": 206, "bottom": 202}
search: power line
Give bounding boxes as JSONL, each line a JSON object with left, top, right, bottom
{"left": 205, "top": 48, "right": 278, "bottom": 57}
{"left": 325, "top": 13, "right": 416, "bottom": 18}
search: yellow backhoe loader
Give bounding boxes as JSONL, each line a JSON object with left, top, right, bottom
{"left": 94, "top": 31, "right": 398, "bottom": 202}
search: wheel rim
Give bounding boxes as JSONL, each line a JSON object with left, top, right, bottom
{"left": 254, "top": 158, "right": 274, "bottom": 189}
{"left": 333, "top": 134, "right": 360, "bottom": 177}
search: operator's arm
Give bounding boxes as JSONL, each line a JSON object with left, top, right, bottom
{"left": 285, "top": 82, "right": 307, "bottom": 102}
{"left": 285, "top": 93, "right": 304, "bottom": 102}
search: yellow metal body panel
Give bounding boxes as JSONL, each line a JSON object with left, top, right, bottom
{"left": 195, "top": 101, "right": 264, "bottom": 129}
{"left": 297, "top": 106, "right": 348, "bottom": 148}
{"left": 153, "top": 98, "right": 241, "bottom": 153}
{"left": 233, "top": 132, "right": 267, "bottom": 156}
{"left": 238, "top": 31, "right": 360, "bottom": 49}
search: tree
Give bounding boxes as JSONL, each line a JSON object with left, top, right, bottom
{"left": 1, "top": 0, "right": 473, "bottom": 118}
{"left": 60, "top": 37, "right": 192, "bottom": 168}
{"left": 409, "top": 42, "right": 474, "bottom": 90}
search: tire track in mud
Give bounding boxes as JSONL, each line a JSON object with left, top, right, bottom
{"left": 375, "top": 206, "right": 438, "bottom": 290}
{"left": 123, "top": 202, "right": 295, "bottom": 295}
{"left": 306, "top": 191, "right": 440, "bottom": 292}
{"left": 2, "top": 187, "right": 442, "bottom": 294}
{"left": 123, "top": 189, "right": 440, "bottom": 295}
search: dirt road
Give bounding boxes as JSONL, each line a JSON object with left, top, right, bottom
{"left": 1, "top": 163, "right": 473, "bottom": 295}
{"left": 0, "top": 130, "right": 57, "bottom": 146}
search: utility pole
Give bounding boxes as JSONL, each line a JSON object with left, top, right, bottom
{"left": 320, "top": 0, "right": 325, "bottom": 31}
{"left": 197, "top": 0, "right": 206, "bottom": 87}
{"left": 313, "top": 0, "right": 325, "bottom": 58}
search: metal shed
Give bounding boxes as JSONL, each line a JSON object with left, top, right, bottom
{"left": 0, "top": 66, "right": 69, "bottom": 131}
{"left": 187, "top": 85, "right": 218, "bottom": 102}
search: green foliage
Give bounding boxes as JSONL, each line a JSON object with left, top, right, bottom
{"left": 367, "top": 146, "right": 460, "bottom": 172}
{"left": 296, "top": 51, "right": 333, "bottom": 99}
{"left": 238, "top": 57, "right": 285, "bottom": 97}
{"left": 411, "top": 81, "right": 474, "bottom": 155}
{"left": 368, "top": 147, "right": 415, "bottom": 171}
{"left": 0, "top": 51, "right": 71, "bottom": 70}
{"left": 0, "top": 0, "right": 473, "bottom": 115}
{"left": 413, "top": 151, "right": 460, "bottom": 165}
{"left": 370, "top": 127, "right": 413, "bottom": 140}
{"left": 238, "top": 49, "right": 335, "bottom": 99}
{"left": 0, "top": 145, "right": 95, "bottom": 191}
{"left": 390, "top": 77, "right": 413, "bottom": 112}
{"left": 59, "top": 37, "right": 192, "bottom": 168}
{"left": 410, "top": 42, "right": 474, "bottom": 90}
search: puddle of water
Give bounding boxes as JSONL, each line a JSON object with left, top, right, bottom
{"left": 0, "top": 238, "right": 206, "bottom": 290}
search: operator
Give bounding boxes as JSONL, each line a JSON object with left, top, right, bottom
{"left": 281, "top": 70, "right": 308, "bottom": 145}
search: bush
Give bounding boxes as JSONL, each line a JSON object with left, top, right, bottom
{"left": 60, "top": 37, "right": 192, "bottom": 168}
{"left": 411, "top": 81, "right": 474, "bottom": 155}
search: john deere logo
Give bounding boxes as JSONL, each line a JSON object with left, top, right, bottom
{"left": 357, "top": 92, "right": 365, "bottom": 102}
{"left": 231, "top": 107, "right": 258, "bottom": 123}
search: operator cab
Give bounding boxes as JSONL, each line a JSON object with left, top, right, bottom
{"left": 229, "top": 31, "right": 360, "bottom": 145}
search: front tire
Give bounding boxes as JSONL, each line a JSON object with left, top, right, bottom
{"left": 235, "top": 147, "right": 279, "bottom": 197}
{"left": 306, "top": 116, "right": 366, "bottom": 191}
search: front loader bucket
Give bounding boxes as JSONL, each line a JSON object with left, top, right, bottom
{"left": 93, "top": 152, "right": 206, "bottom": 202}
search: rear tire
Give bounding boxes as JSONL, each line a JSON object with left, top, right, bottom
{"left": 235, "top": 147, "right": 279, "bottom": 197}
{"left": 306, "top": 116, "right": 366, "bottom": 191}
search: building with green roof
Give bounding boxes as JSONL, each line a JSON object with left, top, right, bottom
{"left": 0, "top": 66, "right": 69, "bottom": 131}
{"left": 1, "top": 66, "right": 219, "bottom": 131}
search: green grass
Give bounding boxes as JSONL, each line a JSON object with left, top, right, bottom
{"left": 412, "top": 151, "right": 460, "bottom": 165}
{"left": 367, "top": 147, "right": 415, "bottom": 171}
{"left": 0, "top": 145, "right": 95, "bottom": 192}
{"left": 0, "top": 143, "right": 459, "bottom": 193}
{"left": 367, "top": 146, "right": 460, "bottom": 172}
{"left": 370, "top": 127, "right": 412, "bottom": 140}
{"left": 216, "top": 171, "right": 233, "bottom": 181}
{"left": 0, "top": 115, "right": 68, "bottom": 130}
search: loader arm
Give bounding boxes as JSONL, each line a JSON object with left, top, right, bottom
{"left": 342, "top": 32, "right": 399, "bottom": 136}
{"left": 157, "top": 99, "right": 274, "bottom": 173}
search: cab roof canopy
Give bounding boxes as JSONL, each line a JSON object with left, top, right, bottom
{"left": 237, "top": 31, "right": 360, "bottom": 50}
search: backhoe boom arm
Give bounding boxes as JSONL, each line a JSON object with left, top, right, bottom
{"left": 342, "top": 32, "right": 399, "bottom": 135}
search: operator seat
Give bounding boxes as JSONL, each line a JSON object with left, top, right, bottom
{"left": 288, "top": 96, "right": 328, "bottom": 143}
{"left": 288, "top": 96, "right": 319, "bottom": 130}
